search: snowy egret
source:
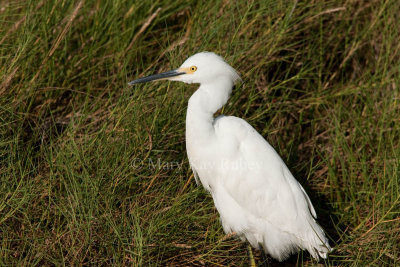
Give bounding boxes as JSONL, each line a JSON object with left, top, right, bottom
{"left": 129, "top": 52, "right": 332, "bottom": 261}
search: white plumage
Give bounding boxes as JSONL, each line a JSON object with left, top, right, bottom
{"left": 129, "top": 52, "right": 332, "bottom": 261}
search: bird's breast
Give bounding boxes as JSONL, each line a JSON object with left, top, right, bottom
{"left": 186, "top": 131, "right": 243, "bottom": 183}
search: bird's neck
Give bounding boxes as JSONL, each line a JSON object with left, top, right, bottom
{"left": 186, "top": 78, "right": 233, "bottom": 141}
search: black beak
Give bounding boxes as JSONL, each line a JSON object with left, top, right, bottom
{"left": 128, "top": 69, "right": 185, "bottom": 85}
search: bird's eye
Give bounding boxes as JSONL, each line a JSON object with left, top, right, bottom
{"left": 190, "top": 66, "right": 197, "bottom": 72}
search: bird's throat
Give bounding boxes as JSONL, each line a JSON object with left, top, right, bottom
{"left": 185, "top": 81, "right": 232, "bottom": 145}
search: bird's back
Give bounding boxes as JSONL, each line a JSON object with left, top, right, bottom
{"left": 191, "top": 115, "right": 331, "bottom": 261}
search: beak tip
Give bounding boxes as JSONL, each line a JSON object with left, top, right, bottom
{"left": 128, "top": 79, "right": 142, "bottom": 85}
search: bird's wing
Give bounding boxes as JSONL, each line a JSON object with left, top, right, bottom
{"left": 213, "top": 116, "right": 316, "bottom": 232}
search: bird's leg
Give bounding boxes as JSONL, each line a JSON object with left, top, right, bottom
{"left": 247, "top": 243, "right": 256, "bottom": 267}
{"left": 260, "top": 249, "right": 269, "bottom": 267}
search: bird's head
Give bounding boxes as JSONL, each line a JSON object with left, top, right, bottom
{"left": 128, "top": 52, "right": 241, "bottom": 86}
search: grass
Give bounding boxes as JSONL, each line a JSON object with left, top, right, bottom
{"left": 0, "top": 0, "right": 399, "bottom": 266}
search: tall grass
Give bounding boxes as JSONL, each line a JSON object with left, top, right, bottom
{"left": 0, "top": 0, "right": 399, "bottom": 265}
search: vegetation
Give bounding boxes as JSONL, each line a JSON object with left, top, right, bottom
{"left": 1, "top": 0, "right": 399, "bottom": 265}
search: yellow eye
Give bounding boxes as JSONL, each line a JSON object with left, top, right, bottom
{"left": 190, "top": 66, "right": 197, "bottom": 72}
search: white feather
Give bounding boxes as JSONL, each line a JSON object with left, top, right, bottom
{"left": 182, "top": 53, "right": 332, "bottom": 261}
{"left": 188, "top": 115, "right": 331, "bottom": 261}
{"left": 130, "top": 51, "right": 332, "bottom": 261}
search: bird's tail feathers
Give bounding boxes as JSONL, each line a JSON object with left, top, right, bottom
{"left": 302, "top": 219, "right": 332, "bottom": 260}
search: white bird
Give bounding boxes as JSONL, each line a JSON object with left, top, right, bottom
{"left": 129, "top": 52, "right": 332, "bottom": 262}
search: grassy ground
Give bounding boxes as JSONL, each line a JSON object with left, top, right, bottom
{"left": 1, "top": 0, "right": 399, "bottom": 266}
